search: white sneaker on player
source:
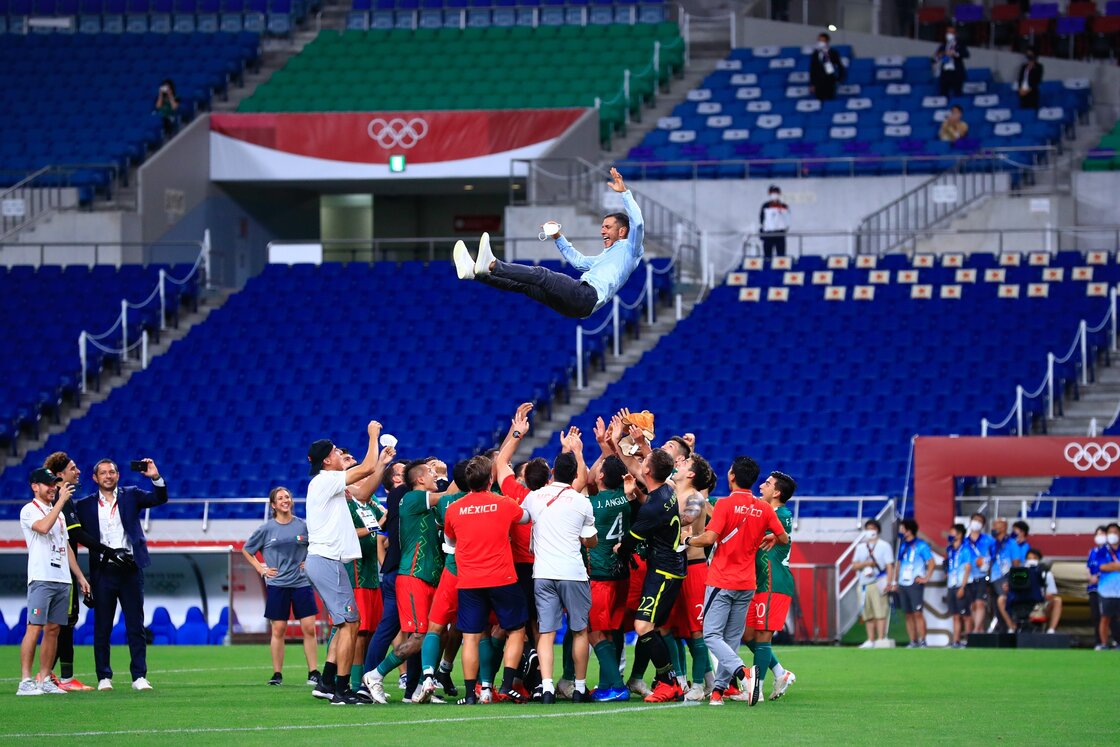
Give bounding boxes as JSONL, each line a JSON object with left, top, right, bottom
{"left": 555, "top": 678, "right": 574, "bottom": 700}
{"left": 474, "top": 232, "right": 496, "bottom": 276}
{"left": 16, "top": 678, "right": 42, "bottom": 696}
{"left": 873, "top": 639, "right": 891, "bottom": 649}
{"left": 131, "top": 677, "right": 153, "bottom": 691}
{"left": 626, "top": 678, "right": 653, "bottom": 698}
{"left": 479, "top": 686, "right": 493, "bottom": 704}
{"left": 38, "top": 677, "right": 66, "bottom": 695}
{"left": 97, "top": 678, "right": 113, "bottom": 691}
{"left": 397, "top": 674, "right": 408, "bottom": 690}
{"left": 858, "top": 640, "right": 875, "bottom": 649}
{"left": 362, "top": 671, "right": 390, "bottom": 704}
{"left": 413, "top": 676, "right": 435, "bottom": 704}
{"left": 453, "top": 240, "right": 475, "bottom": 280}
{"left": 770, "top": 670, "right": 796, "bottom": 701}
{"left": 683, "top": 683, "right": 706, "bottom": 702}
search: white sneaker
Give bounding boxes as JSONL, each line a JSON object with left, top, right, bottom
{"left": 97, "top": 678, "right": 113, "bottom": 691}
{"left": 474, "top": 232, "right": 496, "bottom": 276}
{"left": 131, "top": 677, "right": 153, "bottom": 691}
{"left": 770, "top": 670, "right": 796, "bottom": 701}
{"left": 452, "top": 240, "right": 475, "bottom": 280}
{"left": 413, "top": 676, "right": 435, "bottom": 704}
{"left": 16, "top": 678, "right": 42, "bottom": 696}
{"left": 683, "top": 683, "right": 706, "bottom": 701}
{"left": 626, "top": 678, "right": 652, "bottom": 698}
{"left": 361, "top": 671, "right": 389, "bottom": 704}
{"left": 38, "top": 677, "right": 67, "bottom": 695}
{"left": 858, "top": 640, "right": 875, "bottom": 649}
{"left": 397, "top": 674, "right": 408, "bottom": 690}
{"left": 478, "top": 686, "right": 493, "bottom": 704}
{"left": 873, "top": 639, "right": 891, "bottom": 649}
{"left": 555, "top": 678, "right": 574, "bottom": 700}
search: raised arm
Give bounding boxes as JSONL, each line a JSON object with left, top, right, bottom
{"left": 346, "top": 421, "right": 384, "bottom": 486}
{"left": 496, "top": 403, "right": 533, "bottom": 486}
{"left": 350, "top": 446, "right": 396, "bottom": 502}
{"left": 609, "top": 168, "right": 644, "bottom": 257}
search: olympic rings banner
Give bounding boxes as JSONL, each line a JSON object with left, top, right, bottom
{"left": 209, "top": 109, "right": 588, "bottom": 180}
{"left": 913, "top": 436, "right": 1120, "bottom": 535}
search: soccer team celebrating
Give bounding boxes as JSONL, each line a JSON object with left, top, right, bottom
{"left": 246, "top": 405, "right": 800, "bottom": 706}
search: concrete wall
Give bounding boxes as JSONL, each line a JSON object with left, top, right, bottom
{"left": 138, "top": 114, "right": 213, "bottom": 247}
{"left": 0, "top": 210, "right": 143, "bottom": 267}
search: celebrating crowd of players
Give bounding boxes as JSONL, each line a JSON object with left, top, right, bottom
{"left": 244, "top": 406, "right": 800, "bottom": 706}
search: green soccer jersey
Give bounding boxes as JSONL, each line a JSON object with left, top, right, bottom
{"left": 589, "top": 488, "right": 632, "bottom": 581}
{"left": 347, "top": 498, "right": 384, "bottom": 589}
{"left": 756, "top": 505, "right": 795, "bottom": 596}
{"left": 399, "top": 489, "right": 444, "bottom": 585}
{"left": 434, "top": 491, "right": 464, "bottom": 576}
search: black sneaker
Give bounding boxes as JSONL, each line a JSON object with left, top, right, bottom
{"left": 306, "top": 670, "right": 321, "bottom": 687}
{"left": 331, "top": 689, "right": 363, "bottom": 706}
{"left": 312, "top": 679, "right": 335, "bottom": 700}
{"left": 456, "top": 695, "right": 477, "bottom": 705}
{"left": 268, "top": 672, "right": 283, "bottom": 686}
{"left": 572, "top": 689, "right": 587, "bottom": 703}
{"left": 497, "top": 687, "right": 527, "bottom": 704}
{"left": 541, "top": 690, "right": 556, "bottom": 705}
{"left": 435, "top": 670, "right": 459, "bottom": 696}
{"left": 354, "top": 686, "right": 374, "bottom": 704}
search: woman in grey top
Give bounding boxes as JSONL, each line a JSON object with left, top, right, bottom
{"left": 241, "top": 487, "right": 321, "bottom": 687}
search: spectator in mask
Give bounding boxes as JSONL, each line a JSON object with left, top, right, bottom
{"left": 938, "top": 105, "right": 969, "bottom": 143}
{"left": 851, "top": 519, "right": 894, "bottom": 649}
{"left": 963, "top": 513, "right": 995, "bottom": 633}
{"left": 933, "top": 25, "right": 968, "bottom": 97}
{"left": 1023, "top": 549, "right": 1060, "bottom": 634}
{"left": 889, "top": 519, "right": 934, "bottom": 648}
{"left": 944, "top": 523, "right": 971, "bottom": 648}
{"left": 808, "top": 32, "right": 844, "bottom": 101}
{"left": 1086, "top": 526, "right": 1118, "bottom": 647}
{"left": 1094, "top": 523, "right": 1120, "bottom": 651}
{"left": 758, "top": 186, "right": 790, "bottom": 260}
{"left": 1016, "top": 50, "right": 1043, "bottom": 110}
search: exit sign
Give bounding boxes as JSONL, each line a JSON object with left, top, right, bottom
{"left": 388, "top": 155, "right": 406, "bottom": 173}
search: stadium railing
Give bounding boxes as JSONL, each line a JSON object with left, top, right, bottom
{"left": 0, "top": 165, "right": 120, "bottom": 238}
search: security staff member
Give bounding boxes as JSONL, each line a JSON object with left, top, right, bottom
{"left": 759, "top": 186, "right": 791, "bottom": 259}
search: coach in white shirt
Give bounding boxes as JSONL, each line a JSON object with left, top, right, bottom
{"left": 522, "top": 438, "right": 597, "bottom": 704}
{"left": 852, "top": 519, "right": 895, "bottom": 648}
{"left": 304, "top": 420, "right": 393, "bottom": 704}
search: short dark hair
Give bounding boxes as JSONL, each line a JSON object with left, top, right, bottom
{"left": 666, "top": 436, "right": 692, "bottom": 459}
{"left": 513, "top": 461, "right": 527, "bottom": 480}
{"left": 93, "top": 459, "right": 117, "bottom": 477}
{"left": 600, "top": 456, "right": 627, "bottom": 490}
{"left": 865, "top": 519, "right": 882, "bottom": 533}
{"left": 646, "top": 448, "right": 675, "bottom": 483}
{"left": 465, "top": 455, "right": 493, "bottom": 492}
{"left": 950, "top": 104, "right": 963, "bottom": 114}
{"left": 405, "top": 459, "right": 431, "bottom": 490}
{"left": 730, "top": 456, "right": 760, "bottom": 491}
{"left": 1027, "top": 548, "right": 1043, "bottom": 560}
{"left": 1107, "top": 522, "right": 1120, "bottom": 533}
{"left": 901, "top": 518, "right": 919, "bottom": 535}
{"left": 971, "top": 512, "right": 986, "bottom": 525}
{"left": 1012, "top": 520, "right": 1030, "bottom": 535}
{"left": 769, "top": 471, "right": 796, "bottom": 503}
{"left": 686, "top": 455, "right": 714, "bottom": 494}
{"left": 952, "top": 522, "right": 967, "bottom": 536}
{"left": 383, "top": 458, "right": 406, "bottom": 492}
{"left": 819, "top": 32, "right": 830, "bottom": 42}
{"left": 605, "top": 211, "right": 630, "bottom": 235}
{"left": 44, "top": 451, "right": 71, "bottom": 475}
{"left": 523, "top": 458, "right": 550, "bottom": 491}
{"left": 553, "top": 452, "right": 578, "bottom": 485}
{"left": 1096, "top": 525, "right": 1108, "bottom": 534}
{"left": 452, "top": 459, "right": 470, "bottom": 492}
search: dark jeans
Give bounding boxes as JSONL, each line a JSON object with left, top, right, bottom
{"left": 939, "top": 72, "right": 964, "bottom": 97}
{"left": 93, "top": 566, "right": 147, "bottom": 681}
{"left": 365, "top": 571, "right": 399, "bottom": 674}
{"left": 761, "top": 233, "right": 786, "bottom": 259}
{"left": 478, "top": 260, "right": 599, "bottom": 319}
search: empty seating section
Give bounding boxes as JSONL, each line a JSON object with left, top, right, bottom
{"left": 621, "top": 45, "right": 1091, "bottom": 180}
{"left": 0, "top": 32, "right": 259, "bottom": 197}
{"left": 0, "top": 0, "right": 312, "bottom": 36}
{"left": 1083, "top": 118, "right": 1120, "bottom": 171}
{"left": 240, "top": 23, "right": 683, "bottom": 146}
{"left": 345, "top": 0, "right": 667, "bottom": 31}
{"left": 0, "top": 264, "right": 198, "bottom": 452}
{"left": 531, "top": 249, "right": 1111, "bottom": 502}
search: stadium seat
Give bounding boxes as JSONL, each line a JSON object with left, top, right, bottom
{"left": 177, "top": 606, "right": 211, "bottom": 644}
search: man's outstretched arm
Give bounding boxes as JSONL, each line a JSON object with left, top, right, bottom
{"left": 609, "top": 168, "right": 644, "bottom": 257}
{"left": 556, "top": 236, "right": 594, "bottom": 272}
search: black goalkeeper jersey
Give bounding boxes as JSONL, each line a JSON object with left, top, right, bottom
{"left": 622, "top": 483, "right": 685, "bottom": 578}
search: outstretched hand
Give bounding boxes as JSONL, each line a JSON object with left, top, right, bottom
{"left": 607, "top": 167, "right": 626, "bottom": 193}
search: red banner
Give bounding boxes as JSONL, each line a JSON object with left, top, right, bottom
{"left": 210, "top": 110, "right": 586, "bottom": 165}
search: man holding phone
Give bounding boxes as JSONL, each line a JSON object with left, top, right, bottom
{"left": 76, "top": 458, "right": 168, "bottom": 692}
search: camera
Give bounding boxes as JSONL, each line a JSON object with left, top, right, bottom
{"left": 129, "top": 459, "right": 148, "bottom": 472}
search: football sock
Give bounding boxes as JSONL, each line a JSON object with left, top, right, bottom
{"left": 478, "top": 637, "right": 496, "bottom": 685}
{"left": 640, "top": 631, "right": 675, "bottom": 684}
{"left": 772, "top": 661, "right": 787, "bottom": 679}
{"left": 593, "top": 641, "right": 620, "bottom": 689}
{"left": 574, "top": 678, "right": 587, "bottom": 694}
{"left": 376, "top": 652, "right": 403, "bottom": 678}
{"left": 753, "top": 643, "right": 772, "bottom": 683}
{"left": 500, "top": 666, "right": 518, "bottom": 692}
{"left": 489, "top": 637, "right": 507, "bottom": 682}
{"left": 541, "top": 677, "right": 555, "bottom": 694}
{"left": 56, "top": 626, "right": 74, "bottom": 679}
{"left": 439, "top": 659, "right": 454, "bottom": 675}
{"left": 561, "top": 635, "right": 575, "bottom": 681}
{"left": 670, "top": 638, "right": 688, "bottom": 683}
{"left": 322, "top": 662, "right": 338, "bottom": 689}
{"left": 405, "top": 655, "right": 421, "bottom": 698}
{"left": 350, "top": 665, "right": 363, "bottom": 691}
{"left": 686, "top": 637, "right": 711, "bottom": 682}
{"left": 629, "top": 633, "right": 651, "bottom": 681}
{"left": 465, "top": 678, "right": 476, "bottom": 698}
{"left": 421, "top": 632, "right": 442, "bottom": 675}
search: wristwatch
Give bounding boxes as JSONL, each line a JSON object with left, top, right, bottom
{"left": 684, "top": 536, "right": 692, "bottom": 547}
{"left": 513, "top": 430, "right": 522, "bottom": 439}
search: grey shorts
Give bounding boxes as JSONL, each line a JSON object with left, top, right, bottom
{"left": 899, "top": 584, "right": 925, "bottom": 613}
{"left": 27, "top": 581, "right": 72, "bottom": 626}
{"left": 534, "top": 578, "right": 592, "bottom": 634}
{"left": 304, "top": 554, "right": 358, "bottom": 625}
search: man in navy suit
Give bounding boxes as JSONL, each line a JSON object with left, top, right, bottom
{"left": 76, "top": 458, "right": 168, "bottom": 691}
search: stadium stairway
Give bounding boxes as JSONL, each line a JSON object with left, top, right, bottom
{"left": 0, "top": 287, "right": 235, "bottom": 472}
{"left": 513, "top": 292, "right": 700, "bottom": 460}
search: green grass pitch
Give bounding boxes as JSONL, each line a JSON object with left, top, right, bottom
{"left": 0, "top": 644, "right": 1116, "bottom": 745}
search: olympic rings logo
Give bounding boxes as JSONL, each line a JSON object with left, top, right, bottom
{"left": 367, "top": 117, "right": 429, "bottom": 150}
{"left": 1064, "top": 442, "right": 1120, "bottom": 472}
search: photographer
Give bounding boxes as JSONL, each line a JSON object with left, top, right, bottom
{"left": 76, "top": 458, "right": 168, "bottom": 692}
{"left": 154, "top": 79, "right": 179, "bottom": 138}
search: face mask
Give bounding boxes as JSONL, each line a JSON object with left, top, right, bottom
{"left": 769, "top": 192, "right": 779, "bottom": 199}
{"left": 946, "top": 33, "right": 955, "bottom": 42}
{"left": 1095, "top": 534, "right": 1108, "bottom": 546}
{"left": 1025, "top": 559, "right": 1039, "bottom": 568}
{"left": 864, "top": 530, "right": 877, "bottom": 541}
{"left": 1110, "top": 533, "right": 1120, "bottom": 545}
{"left": 816, "top": 41, "right": 826, "bottom": 50}
{"left": 969, "top": 520, "right": 982, "bottom": 533}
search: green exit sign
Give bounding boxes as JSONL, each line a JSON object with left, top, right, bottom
{"left": 388, "top": 155, "right": 406, "bottom": 173}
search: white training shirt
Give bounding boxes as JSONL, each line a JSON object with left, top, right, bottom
{"left": 306, "top": 470, "right": 361, "bottom": 562}
{"left": 523, "top": 482, "right": 597, "bottom": 582}
{"left": 20, "top": 499, "right": 72, "bottom": 585}
{"left": 853, "top": 538, "right": 894, "bottom": 584}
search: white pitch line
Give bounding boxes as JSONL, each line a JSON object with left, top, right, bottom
{"left": 0, "top": 702, "right": 694, "bottom": 739}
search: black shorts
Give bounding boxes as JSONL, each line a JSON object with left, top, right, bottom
{"left": 264, "top": 585, "right": 319, "bottom": 621}
{"left": 1101, "top": 596, "right": 1120, "bottom": 618}
{"left": 966, "top": 580, "right": 989, "bottom": 606}
{"left": 516, "top": 562, "right": 537, "bottom": 623}
{"left": 67, "top": 572, "right": 80, "bottom": 625}
{"left": 635, "top": 568, "right": 684, "bottom": 627}
{"left": 991, "top": 577, "right": 1009, "bottom": 597}
{"left": 899, "top": 584, "right": 924, "bottom": 613}
{"left": 458, "top": 584, "right": 528, "bottom": 635}
{"left": 946, "top": 588, "right": 970, "bottom": 617}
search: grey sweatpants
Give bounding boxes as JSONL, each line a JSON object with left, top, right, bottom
{"left": 701, "top": 586, "right": 754, "bottom": 689}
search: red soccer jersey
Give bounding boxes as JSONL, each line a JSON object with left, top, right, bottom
{"left": 705, "top": 490, "right": 784, "bottom": 591}
{"left": 501, "top": 474, "right": 535, "bottom": 564}
{"left": 444, "top": 491, "right": 524, "bottom": 589}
